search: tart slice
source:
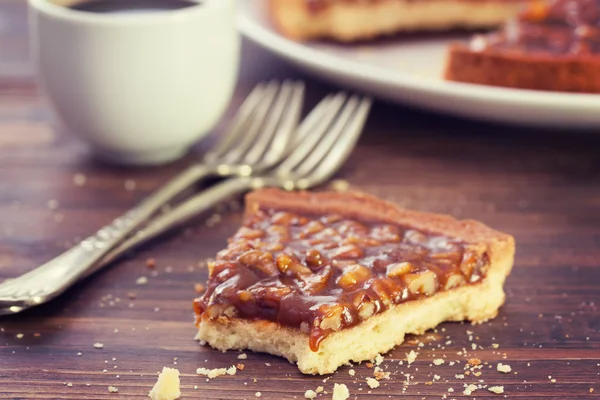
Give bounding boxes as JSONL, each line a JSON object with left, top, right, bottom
{"left": 269, "top": 0, "right": 529, "bottom": 42}
{"left": 194, "top": 189, "right": 515, "bottom": 375}
{"left": 444, "top": 0, "right": 600, "bottom": 92}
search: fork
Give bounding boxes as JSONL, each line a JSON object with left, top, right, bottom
{"left": 100, "top": 93, "right": 372, "bottom": 265}
{"left": 0, "top": 80, "right": 304, "bottom": 315}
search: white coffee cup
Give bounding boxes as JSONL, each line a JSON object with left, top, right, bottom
{"left": 28, "top": 0, "right": 240, "bottom": 165}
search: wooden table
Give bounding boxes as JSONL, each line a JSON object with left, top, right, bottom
{"left": 1, "top": 2, "right": 599, "bottom": 399}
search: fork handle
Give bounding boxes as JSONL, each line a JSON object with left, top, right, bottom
{"left": 0, "top": 164, "right": 213, "bottom": 309}
{"left": 97, "top": 176, "right": 254, "bottom": 269}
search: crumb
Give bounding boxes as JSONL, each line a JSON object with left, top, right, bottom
{"left": 255, "top": 392, "right": 261, "bottom": 398}
{"left": 551, "top": 378, "right": 556, "bottom": 383}
{"left": 136, "top": 276, "right": 148, "bottom": 285}
{"left": 47, "top": 199, "right": 59, "bottom": 210}
{"left": 330, "top": 179, "right": 350, "bottom": 192}
{"left": 433, "top": 358, "right": 445, "bottom": 366}
{"left": 316, "top": 386, "right": 323, "bottom": 393}
{"left": 374, "top": 370, "right": 390, "bottom": 380}
{"left": 488, "top": 386, "right": 504, "bottom": 394}
{"left": 366, "top": 362, "right": 374, "bottom": 368}
{"left": 77, "top": 352, "right": 82, "bottom": 356}
{"left": 108, "top": 386, "right": 118, "bottom": 393}
{"left": 194, "top": 283, "right": 205, "bottom": 294}
{"left": 332, "top": 383, "right": 350, "bottom": 400}
{"left": 73, "top": 173, "right": 87, "bottom": 186}
{"left": 114, "top": 329, "right": 119, "bottom": 334}
{"left": 348, "top": 369, "right": 355, "bottom": 376}
{"left": 236, "top": 363, "right": 245, "bottom": 371}
{"left": 146, "top": 258, "right": 156, "bottom": 269}
{"left": 238, "top": 353, "right": 248, "bottom": 360}
{"left": 590, "top": 388, "right": 594, "bottom": 393}
{"left": 196, "top": 367, "right": 235, "bottom": 379}
{"left": 455, "top": 374, "right": 465, "bottom": 379}
{"left": 15, "top": 333, "right": 23, "bottom": 339}
{"left": 497, "top": 363, "right": 511, "bottom": 373}
{"left": 124, "top": 179, "right": 136, "bottom": 191}
{"left": 148, "top": 367, "right": 180, "bottom": 400}
{"left": 448, "top": 388, "right": 454, "bottom": 393}
{"left": 406, "top": 350, "right": 417, "bottom": 364}
{"left": 366, "top": 378, "right": 380, "bottom": 389}
{"left": 491, "top": 343, "right": 499, "bottom": 348}
{"left": 304, "top": 390, "right": 317, "bottom": 399}
{"left": 463, "top": 384, "right": 478, "bottom": 395}
{"left": 93, "top": 342, "right": 104, "bottom": 349}
{"left": 66, "top": 383, "right": 72, "bottom": 387}
{"left": 468, "top": 358, "right": 481, "bottom": 366}
{"left": 374, "top": 354, "right": 384, "bottom": 365}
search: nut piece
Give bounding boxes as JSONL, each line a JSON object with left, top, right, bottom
{"left": 444, "top": 272, "right": 466, "bottom": 290}
{"left": 404, "top": 270, "right": 438, "bottom": 296}
{"left": 386, "top": 262, "right": 413, "bottom": 278}
{"left": 337, "top": 264, "right": 371, "bottom": 289}
{"left": 318, "top": 305, "right": 346, "bottom": 331}
{"left": 329, "top": 244, "right": 364, "bottom": 260}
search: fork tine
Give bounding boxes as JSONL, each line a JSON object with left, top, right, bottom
{"left": 303, "top": 97, "right": 372, "bottom": 187}
{"left": 276, "top": 93, "right": 347, "bottom": 175}
{"left": 221, "top": 81, "right": 281, "bottom": 164}
{"left": 243, "top": 80, "right": 304, "bottom": 166}
{"left": 289, "top": 95, "right": 360, "bottom": 178}
{"left": 261, "top": 81, "right": 305, "bottom": 166}
{"left": 204, "top": 82, "right": 268, "bottom": 162}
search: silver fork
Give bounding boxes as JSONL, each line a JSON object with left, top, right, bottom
{"left": 100, "top": 93, "right": 372, "bottom": 265}
{"left": 0, "top": 81, "right": 304, "bottom": 315}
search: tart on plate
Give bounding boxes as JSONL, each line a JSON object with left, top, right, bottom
{"left": 194, "top": 189, "right": 515, "bottom": 374}
{"left": 269, "top": 0, "right": 529, "bottom": 42}
{"left": 445, "top": 0, "right": 600, "bottom": 93}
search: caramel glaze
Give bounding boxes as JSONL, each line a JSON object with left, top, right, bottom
{"left": 473, "top": 0, "right": 600, "bottom": 55}
{"left": 194, "top": 209, "right": 490, "bottom": 351}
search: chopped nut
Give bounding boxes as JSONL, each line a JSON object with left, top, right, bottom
{"left": 366, "top": 378, "right": 380, "bottom": 389}
{"left": 404, "top": 270, "right": 437, "bottom": 296}
{"left": 146, "top": 258, "right": 156, "bottom": 269}
{"left": 468, "top": 358, "right": 481, "bottom": 366}
{"left": 488, "top": 386, "right": 504, "bottom": 394}
{"left": 386, "top": 262, "right": 413, "bottom": 278}
{"left": 236, "top": 363, "right": 245, "bottom": 371}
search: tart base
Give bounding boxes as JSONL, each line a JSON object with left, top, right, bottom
{"left": 269, "top": 0, "right": 526, "bottom": 42}
{"left": 196, "top": 189, "right": 515, "bottom": 375}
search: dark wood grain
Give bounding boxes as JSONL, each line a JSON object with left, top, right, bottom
{"left": 1, "top": 1, "right": 599, "bottom": 399}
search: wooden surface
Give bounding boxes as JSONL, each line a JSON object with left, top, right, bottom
{"left": 1, "top": 1, "right": 600, "bottom": 399}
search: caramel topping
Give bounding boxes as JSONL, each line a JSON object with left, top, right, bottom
{"left": 475, "top": 0, "right": 600, "bottom": 55}
{"left": 195, "top": 209, "right": 490, "bottom": 351}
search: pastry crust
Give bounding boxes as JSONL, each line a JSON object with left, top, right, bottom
{"left": 445, "top": 43, "right": 600, "bottom": 94}
{"left": 196, "top": 189, "right": 515, "bottom": 375}
{"left": 269, "top": 0, "right": 527, "bottom": 42}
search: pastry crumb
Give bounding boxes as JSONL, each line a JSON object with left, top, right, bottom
{"left": 108, "top": 386, "right": 118, "bottom": 393}
{"left": 406, "top": 350, "right": 417, "bottom": 364}
{"left": 366, "top": 378, "right": 380, "bottom": 389}
{"left": 93, "top": 342, "right": 104, "bottom": 349}
{"left": 463, "top": 384, "right": 478, "bottom": 395}
{"left": 332, "top": 383, "right": 350, "bottom": 400}
{"left": 237, "top": 353, "right": 248, "bottom": 360}
{"left": 374, "top": 354, "right": 384, "bottom": 365}
{"left": 488, "top": 386, "right": 504, "bottom": 394}
{"left": 433, "top": 358, "right": 445, "bottom": 365}
{"left": 348, "top": 369, "right": 355, "bottom": 376}
{"left": 148, "top": 367, "right": 180, "bottom": 400}
{"left": 497, "top": 363, "right": 511, "bottom": 373}
{"left": 136, "top": 276, "right": 148, "bottom": 285}
{"left": 330, "top": 179, "right": 350, "bottom": 192}
{"left": 255, "top": 392, "right": 261, "bottom": 398}
{"left": 304, "top": 389, "right": 317, "bottom": 399}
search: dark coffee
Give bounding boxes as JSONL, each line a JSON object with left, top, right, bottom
{"left": 68, "top": 0, "right": 199, "bottom": 14}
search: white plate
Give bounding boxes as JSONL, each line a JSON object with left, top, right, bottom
{"left": 238, "top": 0, "right": 600, "bottom": 129}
